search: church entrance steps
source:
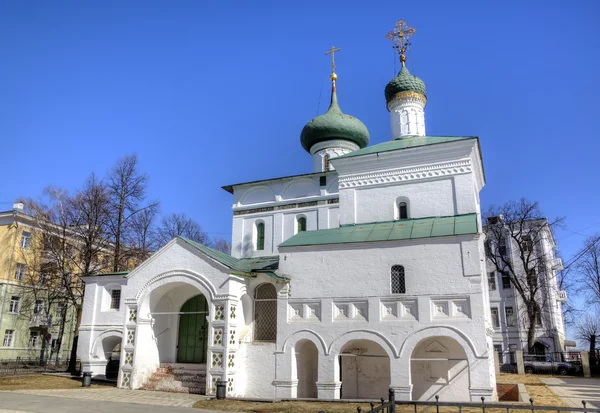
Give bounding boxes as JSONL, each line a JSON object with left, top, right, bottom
{"left": 142, "top": 363, "right": 206, "bottom": 395}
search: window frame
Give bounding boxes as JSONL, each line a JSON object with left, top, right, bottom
{"left": 9, "top": 296, "right": 20, "bottom": 314}
{"left": 3, "top": 330, "right": 14, "bottom": 347}
{"left": 391, "top": 265, "right": 406, "bottom": 294}
{"left": 253, "top": 283, "right": 277, "bottom": 342}
{"left": 505, "top": 306, "right": 516, "bottom": 327}
{"left": 323, "top": 154, "right": 330, "bottom": 171}
{"left": 20, "top": 231, "right": 31, "bottom": 249}
{"left": 110, "top": 289, "right": 121, "bottom": 310}
{"left": 491, "top": 307, "right": 500, "bottom": 328}
{"left": 488, "top": 272, "right": 496, "bottom": 291}
{"left": 501, "top": 272, "right": 511, "bottom": 289}
{"left": 296, "top": 216, "right": 307, "bottom": 233}
{"left": 33, "top": 300, "right": 44, "bottom": 315}
{"left": 398, "top": 202, "right": 408, "bottom": 220}
{"left": 14, "top": 263, "right": 26, "bottom": 281}
{"left": 256, "top": 222, "right": 265, "bottom": 251}
{"left": 28, "top": 331, "right": 40, "bottom": 348}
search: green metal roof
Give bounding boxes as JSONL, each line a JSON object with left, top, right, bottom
{"left": 279, "top": 213, "right": 478, "bottom": 248}
{"left": 84, "top": 271, "right": 129, "bottom": 277}
{"left": 334, "top": 136, "right": 476, "bottom": 160}
{"left": 222, "top": 171, "right": 334, "bottom": 194}
{"left": 180, "top": 237, "right": 283, "bottom": 277}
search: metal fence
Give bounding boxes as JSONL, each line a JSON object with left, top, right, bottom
{"left": 319, "top": 389, "right": 600, "bottom": 413}
{"left": 0, "top": 357, "right": 80, "bottom": 377}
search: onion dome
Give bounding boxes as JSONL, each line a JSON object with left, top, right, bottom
{"left": 384, "top": 65, "right": 427, "bottom": 104}
{"left": 300, "top": 76, "right": 370, "bottom": 153}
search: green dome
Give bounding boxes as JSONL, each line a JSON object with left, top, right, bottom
{"left": 300, "top": 90, "right": 370, "bottom": 153}
{"left": 384, "top": 66, "right": 426, "bottom": 103}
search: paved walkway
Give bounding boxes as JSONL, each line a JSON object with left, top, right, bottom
{"left": 0, "top": 388, "right": 218, "bottom": 413}
{"left": 539, "top": 377, "right": 600, "bottom": 409}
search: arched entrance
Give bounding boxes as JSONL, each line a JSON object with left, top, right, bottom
{"left": 295, "top": 339, "right": 318, "bottom": 398}
{"left": 410, "top": 336, "right": 469, "bottom": 401}
{"left": 340, "top": 339, "right": 391, "bottom": 399}
{"left": 177, "top": 295, "right": 209, "bottom": 363}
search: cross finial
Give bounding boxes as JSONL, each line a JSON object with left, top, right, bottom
{"left": 386, "top": 20, "right": 416, "bottom": 66}
{"left": 325, "top": 46, "right": 341, "bottom": 80}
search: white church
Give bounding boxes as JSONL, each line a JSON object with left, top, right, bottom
{"left": 78, "top": 22, "right": 497, "bottom": 401}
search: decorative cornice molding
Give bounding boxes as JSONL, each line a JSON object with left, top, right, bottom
{"left": 310, "top": 139, "right": 359, "bottom": 155}
{"left": 338, "top": 159, "right": 472, "bottom": 189}
{"left": 388, "top": 92, "right": 426, "bottom": 110}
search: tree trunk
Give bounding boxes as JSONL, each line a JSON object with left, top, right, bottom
{"left": 590, "top": 334, "right": 596, "bottom": 355}
{"left": 526, "top": 305, "right": 537, "bottom": 353}
{"left": 55, "top": 306, "right": 68, "bottom": 364}
{"left": 67, "top": 305, "right": 82, "bottom": 373}
{"left": 112, "top": 203, "right": 124, "bottom": 272}
{"left": 39, "top": 330, "right": 48, "bottom": 365}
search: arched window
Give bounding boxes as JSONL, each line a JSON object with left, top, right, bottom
{"left": 398, "top": 202, "right": 408, "bottom": 220}
{"left": 297, "top": 216, "right": 307, "bottom": 233}
{"left": 391, "top": 265, "right": 406, "bottom": 294}
{"left": 256, "top": 222, "right": 265, "bottom": 251}
{"left": 323, "top": 154, "right": 330, "bottom": 171}
{"left": 254, "top": 283, "right": 277, "bottom": 341}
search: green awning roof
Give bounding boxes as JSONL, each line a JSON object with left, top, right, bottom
{"left": 334, "top": 136, "right": 476, "bottom": 160}
{"left": 279, "top": 213, "right": 478, "bottom": 248}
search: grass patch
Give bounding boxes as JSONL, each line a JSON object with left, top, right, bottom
{"left": 0, "top": 375, "right": 115, "bottom": 390}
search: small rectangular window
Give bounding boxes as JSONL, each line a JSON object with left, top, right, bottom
{"left": 494, "top": 344, "right": 503, "bottom": 364}
{"left": 9, "top": 297, "right": 20, "bottom": 314}
{"left": 33, "top": 300, "right": 43, "bottom": 314}
{"left": 110, "top": 290, "right": 121, "bottom": 310}
{"left": 256, "top": 223, "right": 265, "bottom": 251}
{"left": 488, "top": 272, "right": 496, "bottom": 291}
{"left": 502, "top": 272, "right": 511, "bottom": 289}
{"left": 391, "top": 265, "right": 406, "bottom": 294}
{"left": 535, "top": 311, "right": 543, "bottom": 326}
{"left": 319, "top": 176, "right": 327, "bottom": 187}
{"left": 3, "top": 330, "right": 14, "bottom": 347}
{"left": 491, "top": 308, "right": 500, "bottom": 328}
{"left": 14, "top": 263, "right": 26, "bottom": 281}
{"left": 505, "top": 306, "right": 515, "bottom": 327}
{"left": 522, "top": 235, "right": 533, "bottom": 252}
{"left": 20, "top": 231, "right": 31, "bottom": 249}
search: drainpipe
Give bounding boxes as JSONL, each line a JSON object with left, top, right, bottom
{"left": 0, "top": 210, "right": 20, "bottom": 334}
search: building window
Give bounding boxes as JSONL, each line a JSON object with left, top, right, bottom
{"left": 398, "top": 202, "right": 408, "bottom": 220}
{"left": 3, "top": 330, "right": 14, "bottom": 347}
{"left": 20, "top": 231, "right": 31, "bottom": 249}
{"left": 491, "top": 308, "right": 500, "bottom": 328}
{"left": 505, "top": 306, "right": 515, "bottom": 327}
{"left": 14, "top": 263, "right": 26, "bottom": 281}
{"left": 29, "top": 331, "right": 40, "bottom": 347}
{"left": 488, "top": 272, "right": 496, "bottom": 291}
{"left": 494, "top": 344, "right": 503, "bottom": 364}
{"left": 498, "top": 238, "right": 507, "bottom": 257}
{"left": 33, "top": 300, "right": 43, "bottom": 314}
{"left": 323, "top": 154, "right": 330, "bottom": 171}
{"left": 256, "top": 222, "right": 265, "bottom": 251}
{"left": 110, "top": 289, "right": 121, "bottom": 310}
{"left": 501, "top": 272, "right": 511, "bottom": 289}
{"left": 535, "top": 311, "right": 543, "bottom": 327}
{"left": 9, "top": 297, "right": 20, "bottom": 314}
{"left": 254, "top": 283, "right": 277, "bottom": 341}
{"left": 391, "top": 265, "right": 406, "bottom": 294}
{"left": 297, "top": 216, "right": 307, "bottom": 233}
{"left": 56, "top": 302, "right": 66, "bottom": 321}
{"left": 521, "top": 235, "right": 533, "bottom": 252}
{"left": 319, "top": 176, "right": 327, "bottom": 187}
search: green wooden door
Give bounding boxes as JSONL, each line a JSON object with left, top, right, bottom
{"left": 177, "top": 295, "right": 208, "bottom": 363}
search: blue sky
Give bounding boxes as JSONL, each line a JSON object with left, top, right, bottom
{"left": 2, "top": 1, "right": 599, "bottom": 322}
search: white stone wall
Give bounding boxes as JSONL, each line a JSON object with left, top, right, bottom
{"left": 387, "top": 95, "right": 426, "bottom": 139}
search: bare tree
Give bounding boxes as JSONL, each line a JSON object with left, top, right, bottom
{"left": 155, "top": 213, "right": 209, "bottom": 247}
{"left": 575, "top": 313, "right": 600, "bottom": 354}
{"left": 575, "top": 235, "right": 600, "bottom": 308}
{"left": 106, "top": 154, "right": 158, "bottom": 272}
{"left": 484, "top": 198, "right": 565, "bottom": 352}
{"left": 213, "top": 238, "right": 232, "bottom": 254}
{"left": 124, "top": 206, "right": 159, "bottom": 263}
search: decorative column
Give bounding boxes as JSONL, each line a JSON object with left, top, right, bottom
{"left": 119, "top": 302, "right": 137, "bottom": 389}
{"left": 207, "top": 299, "right": 239, "bottom": 396}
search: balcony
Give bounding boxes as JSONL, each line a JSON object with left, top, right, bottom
{"left": 551, "top": 258, "right": 564, "bottom": 270}
{"left": 30, "top": 314, "right": 52, "bottom": 328}
{"left": 556, "top": 290, "right": 568, "bottom": 302}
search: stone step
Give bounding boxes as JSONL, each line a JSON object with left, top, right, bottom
{"left": 144, "top": 364, "right": 207, "bottom": 396}
{"left": 160, "top": 363, "right": 206, "bottom": 371}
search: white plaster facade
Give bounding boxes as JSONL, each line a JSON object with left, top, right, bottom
{"left": 78, "top": 53, "right": 498, "bottom": 401}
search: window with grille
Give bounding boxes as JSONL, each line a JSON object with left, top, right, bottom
{"left": 297, "top": 217, "right": 307, "bottom": 233}
{"left": 20, "top": 231, "right": 31, "bottom": 249}
{"left": 323, "top": 154, "right": 330, "bottom": 171}
{"left": 14, "top": 263, "right": 26, "bottom": 281}
{"left": 398, "top": 202, "right": 408, "bottom": 220}
{"left": 110, "top": 289, "right": 121, "bottom": 310}
{"left": 488, "top": 272, "right": 496, "bottom": 290}
{"left": 391, "top": 265, "right": 406, "bottom": 294}
{"left": 491, "top": 308, "right": 499, "bottom": 328}
{"left": 9, "top": 297, "right": 20, "bottom": 314}
{"left": 254, "top": 283, "right": 277, "bottom": 341}
{"left": 256, "top": 223, "right": 265, "bottom": 251}
{"left": 3, "top": 330, "right": 14, "bottom": 347}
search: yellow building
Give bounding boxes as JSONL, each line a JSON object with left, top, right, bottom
{"left": 0, "top": 203, "right": 79, "bottom": 361}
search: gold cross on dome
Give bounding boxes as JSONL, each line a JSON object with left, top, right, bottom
{"left": 325, "top": 46, "right": 341, "bottom": 74}
{"left": 386, "top": 20, "right": 416, "bottom": 66}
